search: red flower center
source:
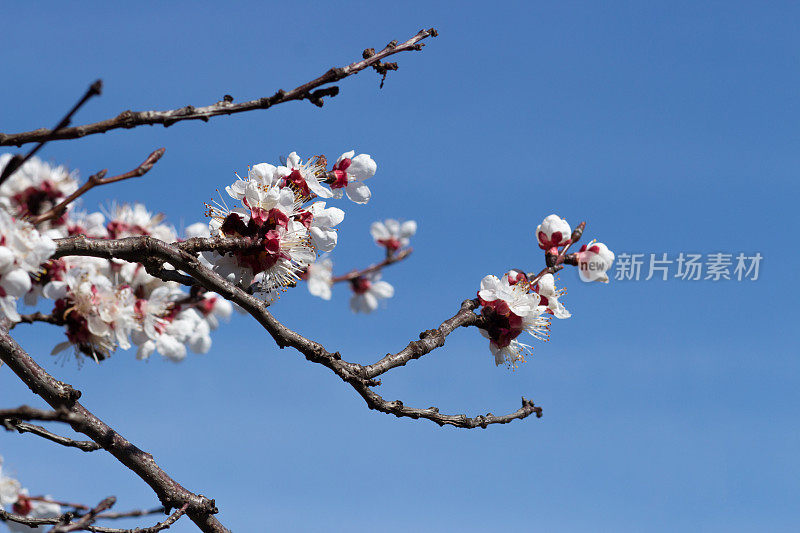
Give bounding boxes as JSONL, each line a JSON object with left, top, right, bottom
{"left": 351, "top": 276, "right": 371, "bottom": 294}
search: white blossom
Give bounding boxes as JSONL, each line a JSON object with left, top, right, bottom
{"left": 330, "top": 151, "right": 376, "bottom": 204}
{"left": 0, "top": 208, "right": 56, "bottom": 322}
{"left": 275, "top": 152, "right": 331, "bottom": 199}
{"left": 349, "top": 272, "right": 393, "bottom": 313}
{"left": 66, "top": 210, "right": 108, "bottom": 238}
{"left": 106, "top": 203, "right": 176, "bottom": 242}
{"left": 536, "top": 214, "right": 571, "bottom": 250}
{"left": 577, "top": 240, "right": 615, "bottom": 283}
{"left": 370, "top": 219, "right": 416, "bottom": 252}
{"left": 44, "top": 268, "right": 139, "bottom": 360}
{"left": 477, "top": 274, "right": 550, "bottom": 368}
{"left": 535, "top": 273, "right": 571, "bottom": 319}
{"left": 0, "top": 457, "right": 21, "bottom": 506}
{"left": 303, "top": 202, "right": 344, "bottom": 253}
{"left": 0, "top": 154, "right": 78, "bottom": 224}
{"left": 305, "top": 258, "right": 333, "bottom": 300}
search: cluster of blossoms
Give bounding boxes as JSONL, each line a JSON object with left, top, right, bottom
{"left": 477, "top": 214, "right": 614, "bottom": 368}
{"left": 203, "top": 150, "right": 375, "bottom": 297}
{"left": 0, "top": 149, "right": 390, "bottom": 363}
{"left": 0, "top": 209, "right": 56, "bottom": 322}
{"left": 301, "top": 218, "right": 417, "bottom": 313}
{"left": 0, "top": 155, "right": 232, "bottom": 363}
{"left": 0, "top": 456, "right": 61, "bottom": 532}
{"left": 3, "top": 153, "right": 610, "bottom": 372}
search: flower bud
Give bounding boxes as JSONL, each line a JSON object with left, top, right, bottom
{"left": 577, "top": 241, "right": 615, "bottom": 283}
{"left": 536, "top": 215, "right": 571, "bottom": 250}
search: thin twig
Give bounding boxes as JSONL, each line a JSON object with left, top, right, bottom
{"left": 0, "top": 29, "right": 437, "bottom": 147}
{"left": 363, "top": 299, "right": 482, "bottom": 379}
{"left": 30, "top": 148, "right": 165, "bottom": 225}
{"left": 0, "top": 405, "right": 81, "bottom": 424}
{"left": 10, "top": 311, "right": 62, "bottom": 329}
{"left": 0, "top": 508, "right": 77, "bottom": 528}
{"left": 86, "top": 504, "right": 189, "bottom": 533}
{"left": 331, "top": 248, "right": 413, "bottom": 283}
{"left": 2, "top": 419, "right": 101, "bottom": 451}
{"left": 0, "top": 80, "right": 102, "bottom": 183}
{"left": 49, "top": 496, "right": 116, "bottom": 533}
{"left": 96, "top": 507, "right": 166, "bottom": 520}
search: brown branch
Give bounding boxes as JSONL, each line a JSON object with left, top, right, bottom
{"left": 0, "top": 405, "right": 81, "bottom": 424}
{"left": 0, "top": 80, "right": 102, "bottom": 183}
{"left": 50, "top": 496, "right": 116, "bottom": 533}
{"left": 0, "top": 29, "right": 438, "bottom": 147}
{"left": 10, "top": 311, "right": 62, "bottom": 329}
{"left": 96, "top": 507, "right": 166, "bottom": 520}
{"left": 0, "top": 333, "right": 229, "bottom": 533}
{"left": 2, "top": 419, "right": 101, "bottom": 452}
{"left": 0, "top": 502, "right": 171, "bottom": 532}
{"left": 52, "top": 235, "right": 541, "bottom": 430}
{"left": 86, "top": 504, "right": 188, "bottom": 533}
{"left": 331, "top": 247, "right": 413, "bottom": 283}
{"left": 0, "top": 507, "right": 77, "bottom": 529}
{"left": 355, "top": 388, "right": 542, "bottom": 428}
{"left": 30, "top": 148, "right": 166, "bottom": 225}
{"left": 363, "top": 298, "right": 482, "bottom": 378}
{"left": 28, "top": 499, "right": 165, "bottom": 518}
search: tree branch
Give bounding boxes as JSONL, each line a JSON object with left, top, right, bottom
{"left": 10, "top": 311, "right": 62, "bottom": 329}
{"left": 362, "top": 298, "right": 484, "bottom": 379}
{"left": 29, "top": 148, "right": 166, "bottom": 226}
{"left": 52, "top": 235, "right": 542, "bottom": 430}
{"left": 0, "top": 29, "right": 437, "bottom": 147}
{"left": 0, "top": 333, "right": 229, "bottom": 533}
{"left": 2, "top": 418, "right": 101, "bottom": 452}
{"left": 0, "top": 503, "right": 175, "bottom": 532}
{"left": 86, "top": 504, "right": 188, "bottom": 533}
{"left": 354, "top": 388, "right": 542, "bottom": 428}
{"left": 50, "top": 496, "right": 116, "bottom": 533}
{"left": 0, "top": 405, "right": 81, "bottom": 424}
{"left": 331, "top": 248, "right": 413, "bottom": 284}
{"left": 0, "top": 507, "right": 77, "bottom": 529}
{"left": 0, "top": 80, "right": 102, "bottom": 183}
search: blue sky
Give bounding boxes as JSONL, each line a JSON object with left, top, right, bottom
{"left": 1, "top": 1, "right": 798, "bottom": 531}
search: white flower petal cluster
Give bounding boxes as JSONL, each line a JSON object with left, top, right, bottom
{"left": 0, "top": 456, "right": 21, "bottom": 507}
{"left": 305, "top": 258, "right": 333, "bottom": 300}
{"left": 349, "top": 272, "right": 394, "bottom": 313}
{"left": 577, "top": 240, "right": 615, "bottom": 283}
{"left": 44, "top": 267, "right": 137, "bottom": 360}
{"left": 303, "top": 202, "right": 344, "bottom": 253}
{"left": 477, "top": 273, "right": 550, "bottom": 368}
{"left": 0, "top": 208, "right": 56, "bottom": 322}
{"left": 106, "top": 202, "right": 176, "bottom": 242}
{"left": 330, "top": 150, "right": 377, "bottom": 204}
{"left": 275, "top": 152, "right": 332, "bottom": 199}
{"left": 370, "top": 219, "right": 416, "bottom": 252}
{"left": 206, "top": 150, "right": 367, "bottom": 297}
{"left": 0, "top": 148, "right": 386, "bottom": 362}
{"left": 66, "top": 210, "right": 108, "bottom": 238}
{"left": 535, "top": 273, "right": 571, "bottom": 319}
{"left": 536, "top": 214, "right": 571, "bottom": 250}
{"left": 0, "top": 154, "right": 78, "bottom": 223}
